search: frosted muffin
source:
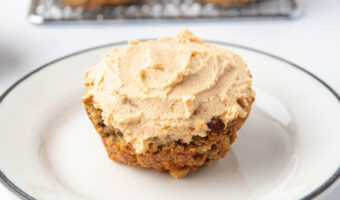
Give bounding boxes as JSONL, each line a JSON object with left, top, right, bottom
{"left": 197, "top": 0, "right": 257, "bottom": 7}
{"left": 82, "top": 29, "right": 255, "bottom": 178}
{"left": 64, "top": 0, "right": 136, "bottom": 8}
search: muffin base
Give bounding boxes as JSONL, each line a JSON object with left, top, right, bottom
{"left": 83, "top": 100, "right": 252, "bottom": 178}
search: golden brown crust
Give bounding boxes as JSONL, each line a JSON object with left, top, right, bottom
{"left": 64, "top": 0, "right": 136, "bottom": 8}
{"left": 83, "top": 97, "right": 253, "bottom": 178}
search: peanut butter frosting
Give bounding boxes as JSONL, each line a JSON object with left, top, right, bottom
{"left": 83, "top": 29, "right": 255, "bottom": 153}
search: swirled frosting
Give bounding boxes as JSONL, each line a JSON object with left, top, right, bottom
{"left": 83, "top": 29, "right": 255, "bottom": 153}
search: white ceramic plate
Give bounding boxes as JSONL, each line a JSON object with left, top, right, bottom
{"left": 0, "top": 41, "right": 339, "bottom": 200}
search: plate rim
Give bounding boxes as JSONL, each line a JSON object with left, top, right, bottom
{"left": 0, "top": 40, "right": 339, "bottom": 200}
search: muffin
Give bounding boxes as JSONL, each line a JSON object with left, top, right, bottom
{"left": 197, "top": 0, "right": 257, "bottom": 7}
{"left": 82, "top": 29, "right": 255, "bottom": 178}
{"left": 63, "top": 0, "right": 136, "bottom": 8}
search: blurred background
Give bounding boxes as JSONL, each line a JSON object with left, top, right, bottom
{"left": 0, "top": 0, "right": 339, "bottom": 199}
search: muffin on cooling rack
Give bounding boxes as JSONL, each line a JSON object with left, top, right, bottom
{"left": 64, "top": 0, "right": 257, "bottom": 8}
{"left": 64, "top": 0, "right": 136, "bottom": 8}
{"left": 197, "top": 0, "right": 257, "bottom": 6}
{"left": 82, "top": 29, "right": 255, "bottom": 178}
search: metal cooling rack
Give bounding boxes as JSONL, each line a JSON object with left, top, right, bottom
{"left": 28, "top": 0, "right": 300, "bottom": 24}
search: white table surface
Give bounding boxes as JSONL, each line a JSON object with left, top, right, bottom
{"left": 0, "top": 0, "right": 339, "bottom": 199}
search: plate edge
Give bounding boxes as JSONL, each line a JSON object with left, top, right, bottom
{"left": 0, "top": 40, "right": 339, "bottom": 200}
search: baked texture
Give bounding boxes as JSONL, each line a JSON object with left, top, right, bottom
{"left": 83, "top": 29, "right": 255, "bottom": 154}
{"left": 83, "top": 97, "right": 254, "bottom": 178}
{"left": 196, "top": 0, "right": 257, "bottom": 7}
{"left": 82, "top": 29, "right": 255, "bottom": 178}
{"left": 63, "top": 0, "right": 136, "bottom": 8}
